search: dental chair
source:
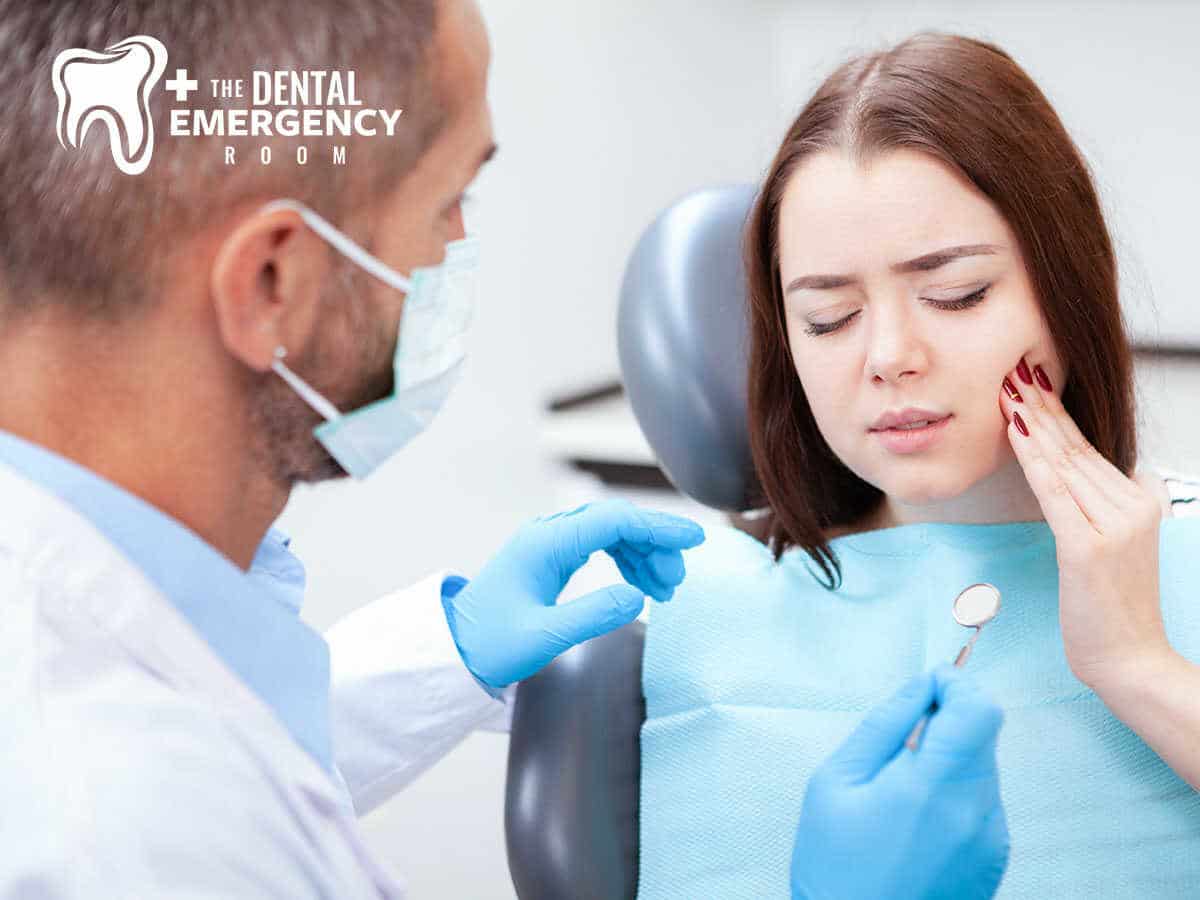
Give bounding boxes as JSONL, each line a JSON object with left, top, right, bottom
{"left": 505, "top": 184, "right": 761, "bottom": 900}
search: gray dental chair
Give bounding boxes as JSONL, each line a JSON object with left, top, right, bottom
{"left": 505, "top": 184, "right": 761, "bottom": 899}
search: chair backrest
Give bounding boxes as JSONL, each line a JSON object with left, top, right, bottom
{"left": 505, "top": 621, "right": 646, "bottom": 900}
{"left": 506, "top": 185, "right": 763, "bottom": 897}
{"left": 617, "top": 184, "right": 761, "bottom": 511}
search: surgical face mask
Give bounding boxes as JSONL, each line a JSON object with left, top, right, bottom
{"left": 261, "top": 198, "right": 480, "bottom": 479}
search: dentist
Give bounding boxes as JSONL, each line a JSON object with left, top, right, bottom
{"left": 0, "top": 0, "right": 1007, "bottom": 897}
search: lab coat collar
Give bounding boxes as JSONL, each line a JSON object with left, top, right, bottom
{"left": 0, "top": 432, "right": 333, "bottom": 777}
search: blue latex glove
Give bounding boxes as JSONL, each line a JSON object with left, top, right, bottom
{"left": 791, "top": 664, "right": 1010, "bottom": 900}
{"left": 442, "top": 499, "right": 705, "bottom": 688}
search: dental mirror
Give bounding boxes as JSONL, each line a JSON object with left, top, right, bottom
{"left": 906, "top": 582, "right": 1002, "bottom": 751}
{"left": 953, "top": 582, "right": 1001, "bottom": 628}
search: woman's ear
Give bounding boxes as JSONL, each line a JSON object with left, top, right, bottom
{"left": 209, "top": 205, "right": 331, "bottom": 372}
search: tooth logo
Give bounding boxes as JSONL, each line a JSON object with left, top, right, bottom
{"left": 52, "top": 35, "right": 168, "bottom": 176}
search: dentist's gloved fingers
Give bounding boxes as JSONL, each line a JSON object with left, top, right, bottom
{"left": 634, "top": 508, "right": 707, "bottom": 546}
{"left": 941, "top": 803, "right": 1011, "bottom": 900}
{"left": 608, "top": 545, "right": 643, "bottom": 590}
{"left": 915, "top": 664, "right": 1004, "bottom": 782}
{"left": 633, "top": 556, "right": 671, "bottom": 603}
{"left": 539, "top": 583, "right": 646, "bottom": 649}
{"left": 824, "top": 671, "right": 938, "bottom": 782}
{"left": 607, "top": 546, "right": 669, "bottom": 602}
{"left": 974, "top": 804, "right": 1013, "bottom": 893}
{"left": 642, "top": 547, "right": 686, "bottom": 590}
{"left": 537, "top": 500, "right": 704, "bottom": 568}
{"left": 607, "top": 546, "right": 682, "bottom": 602}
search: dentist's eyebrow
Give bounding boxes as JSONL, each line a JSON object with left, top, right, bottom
{"left": 784, "top": 243, "right": 1002, "bottom": 294}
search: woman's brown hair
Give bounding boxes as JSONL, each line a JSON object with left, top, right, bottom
{"left": 744, "top": 31, "right": 1137, "bottom": 590}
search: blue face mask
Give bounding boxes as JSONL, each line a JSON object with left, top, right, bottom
{"left": 260, "top": 198, "right": 480, "bottom": 479}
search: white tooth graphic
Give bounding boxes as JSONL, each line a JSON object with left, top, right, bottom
{"left": 51, "top": 35, "right": 167, "bottom": 176}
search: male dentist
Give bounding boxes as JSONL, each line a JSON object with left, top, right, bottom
{"left": 0, "top": 1, "right": 1008, "bottom": 897}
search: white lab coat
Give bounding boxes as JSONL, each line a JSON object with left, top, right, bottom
{"left": 0, "top": 460, "right": 515, "bottom": 899}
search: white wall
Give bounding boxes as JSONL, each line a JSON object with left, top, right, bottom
{"left": 275, "top": 3, "right": 1200, "bottom": 897}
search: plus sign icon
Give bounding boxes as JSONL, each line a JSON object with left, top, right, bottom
{"left": 164, "top": 68, "right": 199, "bottom": 103}
{"left": 51, "top": 35, "right": 168, "bottom": 176}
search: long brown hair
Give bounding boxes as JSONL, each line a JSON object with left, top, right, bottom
{"left": 744, "top": 31, "right": 1136, "bottom": 590}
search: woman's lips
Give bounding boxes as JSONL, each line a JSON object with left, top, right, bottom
{"left": 870, "top": 414, "right": 952, "bottom": 453}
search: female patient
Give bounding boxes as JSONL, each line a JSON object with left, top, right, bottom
{"left": 637, "top": 31, "right": 1200, "bottom": 900}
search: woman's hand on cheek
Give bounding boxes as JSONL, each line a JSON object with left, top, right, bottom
{"left": 998, "top": 354, "right": 1171, "bottom": 691}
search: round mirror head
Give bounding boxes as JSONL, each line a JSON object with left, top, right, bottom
{"left": 953, "top": 583, "right": 1001, "bottom": 628}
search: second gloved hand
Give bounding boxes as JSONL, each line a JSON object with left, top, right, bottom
{"left": 791, "top": 664, "right": 1010, "bottom": 900}
{"left": 442, "top": 499, "right": 705, "bottom": 688}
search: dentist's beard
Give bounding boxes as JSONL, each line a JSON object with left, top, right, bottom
{"left": 247, "top": 259, "right": 396, "bottom": 488}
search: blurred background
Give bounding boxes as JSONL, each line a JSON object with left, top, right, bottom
{"left": 278, "top": 1, "right": 1200, "bottom": 895}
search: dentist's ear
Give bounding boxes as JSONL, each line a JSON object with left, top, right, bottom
{"left": 209, "top": 204, "right": 332, "bottom": 372}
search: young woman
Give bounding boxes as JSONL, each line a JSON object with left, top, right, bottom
{"left": 637, "top": 31, "right": 1200, "bottom": 900}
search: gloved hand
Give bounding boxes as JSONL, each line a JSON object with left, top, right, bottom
{"left": 442, "top": 498, "right": 705, "bottom": 688}
{"left": 791, "top": 664, "right": 1009, "bottom": 900}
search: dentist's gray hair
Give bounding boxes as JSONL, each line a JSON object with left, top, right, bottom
{"left": 0, "top": 0, "right": 443, "bottom": 322}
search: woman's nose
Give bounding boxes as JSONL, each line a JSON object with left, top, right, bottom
{"left": 865, "top": 303, "right": 928, "bottom": 381}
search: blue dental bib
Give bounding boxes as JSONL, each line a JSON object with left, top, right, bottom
{"left": 639, "top": 517, "right": 1200, "bottom": 899}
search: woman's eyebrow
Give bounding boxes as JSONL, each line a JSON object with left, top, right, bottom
{"left": 784, "top": 243, "right": 1002, "bottom": 293}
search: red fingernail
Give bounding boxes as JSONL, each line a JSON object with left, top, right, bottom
{"left": 1002, "top": 377, "right": 1023, "bottom": 402}
{"left": 1034, "top": 365, "right": 1052, "bottom": 392}
{"left": 1013, "top": 410, "right": 1029, "bottom": 436}
{"left": 1016, "top": 357, "right": 1033, "bottom": 385}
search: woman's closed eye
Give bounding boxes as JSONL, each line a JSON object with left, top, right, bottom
{"left": 801, "top": 283, "right": 991, "bottom": 337}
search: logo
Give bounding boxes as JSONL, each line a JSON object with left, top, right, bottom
{"left": 50, "top": 35, "right": 402, "bottom": 176}
{"left": 52, "top": 35, "right": 168, "bottom": 176}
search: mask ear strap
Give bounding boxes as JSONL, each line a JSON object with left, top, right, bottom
{"left": 259, "top": 198, "right": 414, "bottom": 294}
{"left": 270, "top": 346, "right": 343, "bottom": 424}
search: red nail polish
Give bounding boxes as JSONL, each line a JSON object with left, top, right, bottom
{"left": 1016, "top": 357, "right": 1033, "bottom": 385}
{"left": 1013, "top": 410, "right": 1029, "bottom": 436}
{"left": 1034, "top": 365, "right": 1052, "bottom": 392}
{"left": 1002, "top": 377, "right": 1023, "bottom": 402}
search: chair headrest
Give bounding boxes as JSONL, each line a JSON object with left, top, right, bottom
{"left": 617, "top": 184, "right": 762, "bottom": 512}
